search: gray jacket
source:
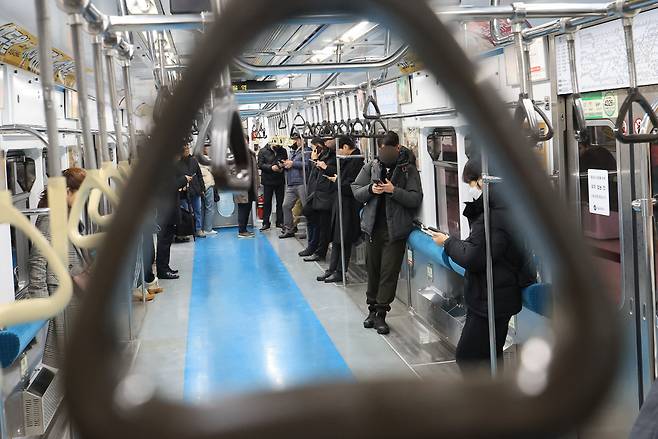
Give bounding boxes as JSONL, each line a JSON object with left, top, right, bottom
{"left": 351, "top": 149, "right": 423, "bottom": 241}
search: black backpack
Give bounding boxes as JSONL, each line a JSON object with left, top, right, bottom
{"left": 176, "top": 194, "right": 196, "bottom": 237}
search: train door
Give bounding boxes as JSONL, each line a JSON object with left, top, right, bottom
{"left": 564, "top": 90, "right": 652, "bottom": 435}
{"left": 427, "top": 127, "right": 461, "bottom": 237}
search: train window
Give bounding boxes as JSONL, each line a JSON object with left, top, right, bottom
{"left": 578, "top": 125, "right": 621, "bottom": 302}
{"left": 429, "top": 128, "right": 460, "bottom": 236}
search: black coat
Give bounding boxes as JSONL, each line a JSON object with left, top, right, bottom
{"left": 257, "top": 145, "right": 288, "bottom": 186}
{"left": 331, "top": 149, "right": 364, "bottom": 244}
{"left": 306, "top": 148, "right": 337, "bottom": 211}
{"left": 177, "top": 155, "right": 205, "bottom": 197}
{"left": 443, "top": 190, "right": 524, "bottom": 318}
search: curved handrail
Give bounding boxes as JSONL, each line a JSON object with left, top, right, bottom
{"left": 194, "top": 116, "right": 212, "bottom": 156}
{"left": 68, "top": 168, "right": 119, "bottom": 249}
{"left": 0, "top": 184, "right": 72, "bottom": 327}
{"left": 67, "top": 1, "right": 619, "bottom": 438}
{"left": 0, "top": 124, "right": 50, "bottom": 147}
{"left": 87, "top": 162, "right": 125, "bottom": 228}
{"left": 209, "top": 94, "right": 253, "bottom": 191}
{"left": 514, "top": 96, "right": 555, "bottom": 143}
{"left": 615, "top": 16, "right": 658, "bottom": 143}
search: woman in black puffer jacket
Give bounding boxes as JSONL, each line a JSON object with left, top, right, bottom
{"left": 433, "top": 158, "right": 532, "bottom": 371}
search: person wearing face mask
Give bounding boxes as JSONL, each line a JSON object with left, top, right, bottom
{"left": 279, "top": 133, "right": 312, "bottom": 239}
{"left": 352, "top": 131, "right": 423, "bottom": 334}
{"left": 432, "top": 157, "right": 527, "bottom": 371}
{"left": 257, "top": 142, "right": 288, "bottom": 231}
{"left": 301, "top": 137, "right": 337, "bottom": 261}
{"left": 298, "top": 137, "right": 325, "bottom": 257}
{"left": 317, "top": 135, "right": 364, "bottom": 283}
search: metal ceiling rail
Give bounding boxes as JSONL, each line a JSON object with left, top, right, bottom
{"left": 66, "top": 1, "right": 619, "bottom": 439}
{"left": 234, "top": 45, "right": 409, "bottom": 76}
{"left": 104, "top": 2, "right": 636, "bottom": 33}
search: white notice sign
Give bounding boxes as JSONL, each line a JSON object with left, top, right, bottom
{"left": 588, "top": 169, "right": 610, "bottom": 216}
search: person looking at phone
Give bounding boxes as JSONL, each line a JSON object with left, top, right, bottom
{"left": 279, "top": 133, "right": 312, "bottom": 239}
{"left": 178, "top": 141, "right": 206, "bottom": 238}
{"left": 351, "top": 131, "right": 423, "bottom": 334}
{"left": 431, "top": 157, "right": 529, "bottom": 372}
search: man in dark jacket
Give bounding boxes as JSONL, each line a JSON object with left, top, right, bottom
{"left": 318, "top": 136, "right": 364, "bottom": 283}
{"left": 352, "top": 131, "right": 423, "bottom": 334}
{"left": 157, "top": 149, "right": 192, "bottom": 279}
{"left": 432, "top": 157, "right": 526, "bottom": 371}
{"left": 257, "top": 143, "right": 287, "bottom": 231}
{"left": 178, "top": 142, "right": 206, "bottom": 238}
{"left": 280, "top": 133, "right": 312, "bottom": 239}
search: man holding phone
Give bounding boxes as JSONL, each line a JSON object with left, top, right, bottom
{"left": 352, "top": 131, "right": 423, "bottom": 334}
{"left": 178, "top": 142, "right": 206, "bottom": 238}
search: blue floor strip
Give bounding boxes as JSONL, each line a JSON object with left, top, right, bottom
{"left": 184, "top": 228, "right": 352, "bottom": 401}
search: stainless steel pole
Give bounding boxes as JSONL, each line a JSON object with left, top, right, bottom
{"left": 122, "top": 62, "right": 137, "bottom": 159}
{"left": 158, "top": 32, "right": 168, "bottom": 89}
{"left": 513, "top": 22, "right": 530, "bottom": 98}
{"left": 35, "top": 0, "right": 60, "bottom": 177}
{"left": 336, "top": 154, "right": 347, "bottom": 287}
{"left": 92, "top": 36, "right": 110, "bottom": 163}
{"left": 105, "top": 53, "right": 126, "bottom": 162}
{"left": 70, "top": 14, "right": 97, "bottom": 169}
{"left": 482, "top": 153, "right": 501, "bottom": 376}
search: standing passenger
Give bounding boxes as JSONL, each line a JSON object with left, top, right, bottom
{"left": 279, "top": 133, "right": 312, "bottom": 239}
{"left": 432, "top": 158, "right": 527, "bottom": 371}
{"left": 352, "top": 131, "right": 423, "bottom": 334}
{"left": 299, "top": 137, "right": 325, "bottom": 257}
{"left": 178, "top": 142, "right": 206, "bottom": 238}
{"left": 318, "top": 136, "right": 364, "bottom": 283}
{"left": 235, "top": 148, "right": 259, "bottom": 238}
{"left": 199, "top": 143, "right": 218, "bottom": 236}
{"left": 302, "top": 138, "right": 337, "bottom": 261}
{"left": 257, "top": 142, "right": 287, "bottom": 231}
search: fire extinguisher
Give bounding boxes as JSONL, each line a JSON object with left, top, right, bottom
{"left": 257, "top": 194, "right": 264, "bottom": 220}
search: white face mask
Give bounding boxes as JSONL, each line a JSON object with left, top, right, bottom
{"left": 467, "top": 185, "right": 482, "bottom": 201}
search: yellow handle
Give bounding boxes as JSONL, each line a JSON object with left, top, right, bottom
{"left": 87, "top": 162, "right": 123, "bottom": 227}
{"left": 0, "top": 189, "right": 73, "bottom": 327}
{"left": 69, "top": 169, "right": 119, "bottom": 249}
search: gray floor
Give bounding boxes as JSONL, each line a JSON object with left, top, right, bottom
{"left": 131, "top": 227, "right": 461, "bottom": 401}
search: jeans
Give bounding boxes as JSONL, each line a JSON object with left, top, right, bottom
{"left": 282, "top": 185, "right": 306, "bottom": 232}
{"left": 365, "top": 222, "right": 407, "bottom": 313}
{"left": 262, "top": 184, "right": 284, "bottom": 227}
{"left": 203, "top": 187, "right": 216, "bottom": 232}
{"left": 238, "top": 203, "right": 252, "bottom": 233}
{"left": 181, "top": 194, "right": 203, "bottom": 233}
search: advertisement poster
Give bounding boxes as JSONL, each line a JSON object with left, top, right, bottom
{"left": 0, "top": 23, "right": 76, "bottom": 87}
{"left": 403, "top": 126, "right": 420, "bottom": 170}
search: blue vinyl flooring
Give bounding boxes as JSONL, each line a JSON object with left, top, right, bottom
{"left": 184, "top": 229, "right": 352, "bottom": 400}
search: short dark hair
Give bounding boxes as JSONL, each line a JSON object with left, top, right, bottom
{"left": 381, "top": 131, "right": 399, "bottom": 148}
{"left": 337, "top": 135, "right": 355, "bottom": 149}
{"left": 311, "top": 137, "right": 325, "bottom": 147}
{"left": 462, "top": 157, "right": 482, "bottom": 184}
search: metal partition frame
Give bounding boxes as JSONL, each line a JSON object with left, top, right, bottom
{"left": 66, "top": 1, "right": 620, "bottom": 438}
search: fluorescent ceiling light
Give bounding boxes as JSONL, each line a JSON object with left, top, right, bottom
{"left": 339, "top": 21, "right": 378, "bottom": 43}
{"left": 310, "top": 45, "right": 337, "bottom": 63}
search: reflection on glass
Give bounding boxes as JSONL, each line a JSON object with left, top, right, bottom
{"left": 429, "top": 128, "right": 460, "bottom": 236}
{"left": 578, "top": 125, "right": 620, "bottom": 302}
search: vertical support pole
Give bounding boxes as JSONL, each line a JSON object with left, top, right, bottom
{"left": 336, "top": 154, "right": 347, "bottom": 287}
{"left": 35, "top": 0, "right": 69, "bottom": 273}
{"left": 122, "top": 62, "right": 137, "bottom": 160}
{"left": 92, "top": 37, "right": 110, "bottom": 164}
{"left": 482, "top": 153, "right": 500, "bottom": 376}
{"left": 158, "top": 32, "right": 167, "bottom": 89}
{"left": 106, "top": 53, "right": 126, "bottom": 162}
{"left": 70, "top": 15, "right": 97, "bottom": 169}
{"left": 513, "top": 22, "right": 530, "bottom": 99}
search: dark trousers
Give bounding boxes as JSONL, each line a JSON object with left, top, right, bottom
{"left": 366, "top": 222, "right": 406, "bottom": 313}
{"left": 307, "top": 222, "right": 318, "bottom": 252}
{"left": 156, "top": 220, "right": 176, "bottom": 275}
{"left": 143, "top": 231, "right": 155, "bottom": 283}
{"left": 237, "top": 203, "right": 252, "bottom": 233}
{"left": 455, "top": 311, "right": 510, "bottom": 372}
{"left": 329, "top": 243, "right": 352, "bottom": 275}
{"left": 315, "top": 211, "right": 331, "bottom": 257}
{"left": 262, "top": 184, "right": 284, "bottom": 227}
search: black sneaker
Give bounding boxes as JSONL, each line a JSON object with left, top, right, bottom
{"left": 316, "top": 271, "right": 333, "bottom": 282}
{"left": 260, "top": 224, "right": 271, "bottom": 231}
{"left": 279, "top": 232, "right": 296, "bottom": 239}
{"left": 374, "top": 312, "right": 389, "bottom": 335}
{"left": 363, "top": 311, "right": 377, "bottom": 328}
{"left": 238, "top": 231, "right": 256, "bottom": 239}
{"left": 298, "top": 247, "right": 316, "bottom": 257}
{"left": 324, "top": 272, "right": 343, "bottom": 283}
